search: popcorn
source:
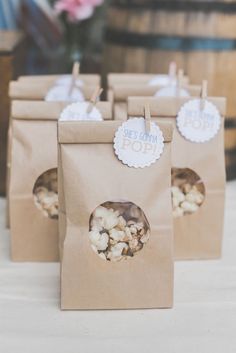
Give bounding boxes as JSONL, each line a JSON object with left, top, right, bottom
{"left": 89, "top": 229, "right": 109, "bottom": 251}
{"left": 117, "top": 216, "right": 126, "bottom": 230}
{"left": 181, "top": 201, "right": 199, "bottom": 213}
{"left": 89, "top": 202, "right": 150, "bottom": 262}
{"left": 124, "top": 226, "right": 132, "bottom": 240}
{"left": 107, "top": 243, "right": 129, "bottom": 261}
{"left": 171, "top": 168, "right": 205, "bottom": 218}
{"left": 109, "top": 228, "right": 126, "bottom": 242}
{"left": 33, "top": 169, "right": 58, "bottom": 219}
{"left": 140, "top": 232, "right": 150, "bottom": 244}
{"left": 94, "top": 206, "right": 119, "bottom": 230}
{"left": 128, "top": 237, "right": 139, "bottom": 251}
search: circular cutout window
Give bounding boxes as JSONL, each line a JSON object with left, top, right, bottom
{"left": 171, "top": 168, "right": 205, "bottom": 218}
{"left": 89, "top": 201, "right": 150, "bottom": 262}
{"left": 33, "top": 168, "right": 58, "bottom": 220}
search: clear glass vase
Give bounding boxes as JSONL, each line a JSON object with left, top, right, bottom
{"left": 64, "top": 23, "right": 83, "bottom": 69}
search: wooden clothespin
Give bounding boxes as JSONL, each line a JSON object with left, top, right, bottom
{"left": 200, "top": 80, "right": 208, "bottom": 110}
{"left": 86, "top": 86, "right": 103, "bottom": 114}
{"left": 169, "top": 61, "right": 177, "bottom": 82}
{"left": 68, "top": 61, "right": 80, "bottom": 97}
{"left": 144, "top": 103, "right": 151, "bottom": 133}
{"left": 177, "top": 69, "right": 184, "bottom": 87}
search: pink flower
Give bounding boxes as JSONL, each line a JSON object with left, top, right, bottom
{"left": 54, "top": 0, "right": 103, "bottom": 22}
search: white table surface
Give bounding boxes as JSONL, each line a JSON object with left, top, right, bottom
{"left": 0, "top": 182, "right": 236, "bottom": 353}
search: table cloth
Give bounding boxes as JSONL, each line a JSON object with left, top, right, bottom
{"left": 0, "top": 182, "right": 236, "bottom": 352}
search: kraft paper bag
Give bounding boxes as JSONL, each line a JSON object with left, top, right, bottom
{"left": 107, "top": 73, "right": 189, "bottom": 87}
{"left": 18, "top": 74, "right": 100, "bottom": 86}
{"left": 128, "top": 96, "right": 226, "bottom": 260}
{"left": 9, "top": 81, "right": 97, "bottom": 101}
{"left": 6, "top": 83, "right": 101, "bottom": 229}
{"left": 108, "top": 84, "right": 201, "bottom": 121}
{"left": 5, "top": 109, "right": 13, "bottom": 228}
{"left": 58, "top": 118, "right": 174, "bottom": 310}
{"left": 9, "top": 100, "right": 112, "bottom": 262}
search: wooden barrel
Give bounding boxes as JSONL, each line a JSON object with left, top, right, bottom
{"left": 103, "top": 0, "right": 236, "bottom": 178}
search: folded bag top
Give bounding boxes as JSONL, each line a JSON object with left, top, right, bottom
{"left": 110, "top": 84, "right": 201, "bottom": 102}
{"left": 58, "top": 119, "right": 173, "bottom": 144}
{"left": 127, "top": 96, "right": 226, "bottom": 117}
{"left": 9, "top": 81, "right": 99, "bottom": 101}
{"left": 107, "top": 73, "right": 189, "bottom": 88}
{"left": 11, "top": 101, "right": 112, "bottom": 121}
{"left": 18, "top": 74, "right": 100, "bottom": 85}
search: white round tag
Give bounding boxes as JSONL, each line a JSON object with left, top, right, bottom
{"left": 114, "top": 118, "right": 164, "bottom": 168}
{"left": 45, "top": 85, "right": 85, "bottom": 102}
{"left": 154, "top": 85, "right": 190, "bottom": 97}
{"left": 60, "top": 102, "right": 102, "bottom": 121}
{"left": 149, "top": 74, "right": 174, "bottom": 86}
{"left": 176, "top": 99, "right": 221, "bottom": 143}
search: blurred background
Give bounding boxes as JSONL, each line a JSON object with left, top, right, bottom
{"left": 1, "top": 0, "right": 236, "bottom": 183}
{"left": 0, "top": 0, "right": 107, "bottom": 73}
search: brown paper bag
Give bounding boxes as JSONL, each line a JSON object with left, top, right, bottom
{"left": 58, "top": 118, "right": 174, "bottom": 310}
{"left": 9, "top": 81, "right": 97, "bottom": 101}
{"left": 9, "top": 100, "right": 112, "bottom": 262}
{"left": 6, "top": 83, "right": 102, "bottom": 229}
{"left": 6, "top": 110, "right": 13, "bottom": 228}
{"left": 108, "top": 84, "right": 201, "bottom": 121}
{"left": 128, "top": 96, "right": 226, "bottom": 260}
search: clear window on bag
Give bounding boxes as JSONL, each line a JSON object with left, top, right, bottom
{"left": 171, "top": 168, "right": 205, "bottom": 218}
{"left": 89, "top": 201, "right": 150, "bottom": 262}
{"left": 33, "top": 168, "right": 58, "bottom": 220}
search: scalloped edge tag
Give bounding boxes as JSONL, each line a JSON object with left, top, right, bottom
{"left": 55, "top": 75, "right": 83, "bottom": 87}
{"left": 45, "top": 85, "right": 85, "bottom": 102}
{"left": 148, "top": 74, "right": 174, "bottom": 87}
{"left": 154, "top": 85, "right": 190, "bottom": 97}
{"left": 176, "top": 99, "right": 221, "bottom": 143}
{"left": 114, "top": 118, "right": 164, "bottom": 168}
{"left": 60, "top": 102, "right": 103, "bottom": 121}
